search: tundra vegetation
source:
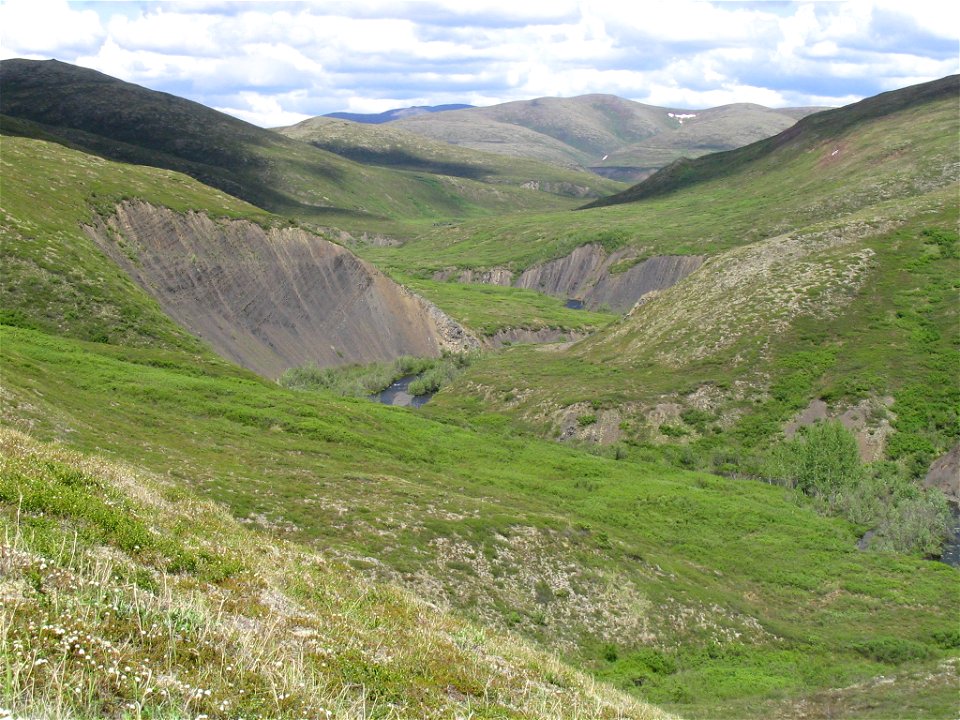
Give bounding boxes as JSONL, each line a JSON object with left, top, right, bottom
{"left": 279, "top": 352, "right": 476, "bottom": 398}
{"left": 1, "top": 67, "right": 958, "bottom": 720}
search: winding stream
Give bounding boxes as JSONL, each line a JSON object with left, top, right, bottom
{"left": 940, "top": 506, "right": 960, "bottom": 567}
{"left": 370, "top": 375, "right": 434, "bottom": 408}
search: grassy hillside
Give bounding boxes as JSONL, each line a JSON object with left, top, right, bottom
{"left": 427, "top": 197, "right": 958, "bottom": 469}
{"left": 0, "top": 427, "right": 664, "bottom": 720}
{"left": 0, "top": 135, "right": 611, "bottom": 356}
{"left": 395, "top": 277, "right": 615, "bottom": 338}
{"left": 2, "top": 71, "right": 958, "bottom": 720}
{"left": 3, "top": 324, "right": 958, "bottom": 719}
{"left": 0, "top": 135, "right": 275, "bottom": 350}
{"left": 411, "top": 76, "right": 960, "bottom": 507}
{"left": 0, "top": 59, "right": 587, "bottom": 234}
{"left": 362, "top": 75, "right": 958, "bottom": 276}
{"left": 394, "top": 94, "right": 823, "bottom": 176}
{"left": 275, "top": 116, "right": 625, "bottom": 196}
{"left": 586, "top": 75, "right": 959, "bottom": 208}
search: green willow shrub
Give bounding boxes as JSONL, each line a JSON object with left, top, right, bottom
{"left": 784, "top": 421, "right": 862, "bottom": 496}
{"left": 774, "top": 422, "right": 951, "bottom": 555}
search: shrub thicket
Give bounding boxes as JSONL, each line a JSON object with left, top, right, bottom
{"left": 280, "top": 352, "right": 475, "bottom": 399}
{"left": 771, "top": 421, "right": 950, "bottom": 555}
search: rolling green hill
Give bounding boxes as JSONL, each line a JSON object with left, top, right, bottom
{"left": 275, "top": 115, "right": 625, "bottom": 196}
{"left": 0, "top": 59, "right": 594, "bottom": 234}
{"left": 4, "top": 310, "right": 959, "bottom": 718}
{"left": 393, "top": 94, "right": 824, "bottom": 179}
{"left": 406, "top": 76, "right": 959, "bottom": 518}
{"left": 0, "top": 135, "right": 609, "bottom": 362}
{"left": 361, "top": 76, "right": 957, "bottom": 275}
{"left": 585, "top": 75, "right": 959, "bottom": 208}
{"left": 2, "top": 108, "right": 959, "bottom": 718}
{"left": 1, "top": 426, "right": 665, "bottom": 720}
{"left": 2, "top": 66, "right": 958, "bottom": 720}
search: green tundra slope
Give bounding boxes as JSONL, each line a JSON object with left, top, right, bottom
{"left": 0, "top": 135, "right": 610, "bottom": 351}
{"left": 428, "top": 196, "right": 958, "bottom": 470}
{"left": 0, "top": 428, "right": 664, "bottom": 720}
{"left": 3, "top": 321, "right": 958, "bottom": 720}
{"left": 362, "top": 75, "right": 958, "bottom": 275}
{"left": 0, "top": 59, "right": 595, "bottom": 235}
{"left": 392, "top": 94, "right": 823, "bottom": 178}
{"left": 275, "top": 115, "right": 626, "bottom": 196}
{"left": 414, "top": 76, "right": 959, "bottom": 513}
{"left": 1, "top": 129, "right": 958, "bottom": 718}
{"left": 584, "top": 75, "right": 959, "bottom": 209}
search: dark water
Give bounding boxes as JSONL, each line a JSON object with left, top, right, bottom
{"left": 565, "top": 298, "right": 584, "bottom": 310}
{"left": 940, "top": 506, "right": 960, "bottom": 567}
{"left": 370, "top": 375, "right": 434, "bottom": 408}
{"left": 857, "top": 506, "right": 960, "bottom": 567}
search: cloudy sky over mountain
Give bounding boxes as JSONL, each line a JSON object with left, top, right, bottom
{"left": 2, "top": 0, "right": 957, "bottom": 127}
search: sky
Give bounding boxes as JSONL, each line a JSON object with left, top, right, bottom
{"left": 1, "top": 0, "right": 957, "bottom": 127}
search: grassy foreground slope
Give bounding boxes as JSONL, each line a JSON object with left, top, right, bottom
{"left": 0, "top": 427, "right": 663, "bottom": 720}
{"left": 363, "top": 75, "right": 958, "bottom": 275}
{"left": 3, "top": 327, "right": 959, "bottom": 719}
{"left": 0, "top": 59, "right": 592, "bottom": 234}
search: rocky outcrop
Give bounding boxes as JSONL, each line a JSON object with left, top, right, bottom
{"left": 486, "top": 327, "right": 588, "bottom": 348}
{"left": 925, "top": 444, "right": 960, "bottom": 505}
{"left": 784, "top": 397, "right": 895, "bottom": 463}
{"left": 515, "top": 245, "right": 606, "bottom": 300}
{"left": 435, "top": 245, "right": 703, "bottom": 313}
{"left": 86, "top": 201, "right": 477, "bottom": 379}
{"left": 519, "top": 180, "right": 594, "bottom": 198}
{"left": 586, "top": 255, "right": 704, "bottom": 312}
{"left": 417, "top": 294, "right": 481, "bottom": 353}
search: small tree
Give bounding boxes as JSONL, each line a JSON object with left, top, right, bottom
{"left": 786, "top": 420, "right": 862, "bottom": 497}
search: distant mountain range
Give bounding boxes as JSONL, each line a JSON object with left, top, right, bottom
{"left": 324, "top": 104, "right": 475, "bottom": 124}
{"left": 391, "top": 96, "right": 828, "bottom": 180}
{"left": 314, "top": 95, "right": 826, "bottom": 181}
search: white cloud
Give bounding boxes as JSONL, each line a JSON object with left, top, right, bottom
{"left": 5, "top": 0, "right": 957, "bottom": 123}
{"left": 644, "top": 81, "right": 788, "bottom": 109}
{"left": 107, "top": 9, "right": 219, "bottom": 55}
{"left": 873, "top": 0, "right": 960, "bottom": 39}
{"left": 0, "top": 0, "right": 103, "bottom": 56}
{"left": 214, "top": 92, "right": 311, "bottom": 127}
{"left": 587, "top": 0, "right": 774, "bottom": 44}
{"left": 75, "top": 38, "right": 215, "bottom": 85}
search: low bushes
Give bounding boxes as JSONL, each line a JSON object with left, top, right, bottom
{"left": 769, "top": 421, "right": 951, "bottom": 555}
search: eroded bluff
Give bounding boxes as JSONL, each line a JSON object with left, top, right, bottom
{"left": 436, "top": 243, "right": 703, "bottom": 312}
{"left": 87, "top": 201, "right": 476, "bottom": 378}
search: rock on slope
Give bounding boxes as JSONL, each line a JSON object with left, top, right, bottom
{"left": 86, "top": 201, "right": 476, "bottom": 378}
{"left": 435, "top": 244, "right": 703, "bottom": 312}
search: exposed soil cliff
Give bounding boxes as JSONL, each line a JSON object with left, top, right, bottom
{"left": 925, "top": 444, "right": 960, "bottom": 505}
{"left": 486, "top": 327, "right": 588, "bottom": 348}
{"left": 86, "top": 202, "right": 477, "bottom": 378}
{"left": 435, "top": 244, "right": 703, "bottom": 312}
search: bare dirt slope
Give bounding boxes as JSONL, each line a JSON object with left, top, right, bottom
{"left": 86, "top": 201, "right": 476, "bottom": 378}
{"left": 434, "top": 244, "right": 703, "bottom": 312}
